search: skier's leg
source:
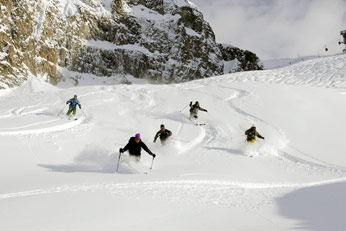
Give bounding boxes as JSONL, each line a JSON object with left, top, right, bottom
{"left": 66, "top": 108, "right": 73, "bottom": 117}
{"left": 72, "top": 108, "right": 77, "bottom": 119}
{"left": 190, "top": 112, "right": 198, "bottom": 119}
{"left": 135, "top": 155, "right": 141, "bottom": 162}
{"left": 161, "top": 138, "right": 168, "bottom": 146}
{"left": 244, "top": 140, "right": 255, "bottom": 156}
{"left": 248, "top": 140, "right": 258, "bottom": 156}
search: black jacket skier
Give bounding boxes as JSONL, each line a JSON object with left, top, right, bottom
{"left": 189, "top": 101, "right": 207, "bottom": 119}
{"left": 120, "top": 133, "right": 156, "bottom": 158}
{"left": 154, "top": 124, "right": 172, "bottom": 144}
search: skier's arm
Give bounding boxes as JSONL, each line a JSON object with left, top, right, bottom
{"left": 122, "top": 139, "right": 131, "bottom": 152}
{"left": 245, "top": 129, "right": 250, "bottom": 135}
{"left": 166, "top": 129, "right": 172, "bottom": 137}
{"left": 141, "top": 142, "right": 154, "bottom": 156}
{"left": 199, "top": 107, "right": 207, "bottom": 112}
{"left": 256, "top": 131, "right": 264, "bottom": 139}
{"left": 66, "top": 99, "right": 72, "bottom": 104}
{"left": 77, "top": 100, "right": 81, "bottom": 108}
{"left": 153, "top": 131, "right": 160, "bottom": 142}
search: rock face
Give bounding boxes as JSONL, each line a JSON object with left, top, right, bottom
{"left": 219, "top": 44, "right": 263, "bottom": 73}
{"left": 0, "top": 0, "right": 262, "bottom": 89}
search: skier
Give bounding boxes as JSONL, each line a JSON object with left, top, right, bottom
{"left": 153, "top": 124, "right": 172, "bottom": 145}
{"left": 245, "top": 125, "right": 264, "bottom": 143}
{"left": 66, "top": 95, "right": 81, "bottom": 119}
{"left": 120, "top": 133, "right": 156, "bottom": 161}
{"left": 189, "top": 101, "right": 207, "bottom": 119}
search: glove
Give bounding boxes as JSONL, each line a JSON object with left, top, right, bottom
{"left": 119, "top": 148, "right": 124, "bottom": 153}
{"left": 66, "top": 102, "right": 68, "bottom": 104}
{"left": 205, "top": 109, "right": 208, "bottom": 112}
{"left": 151, "top": 153, "right": 156, "bottom": 158}
{"left": 189, "top": 101, "right": 192, "bottom": 107}
{"left": 79, "top": 106, "right": 81, "bottom": 109}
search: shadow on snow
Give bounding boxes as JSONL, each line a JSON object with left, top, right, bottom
{"left": 276, "top": 181, "right": 346, "bottom": 230}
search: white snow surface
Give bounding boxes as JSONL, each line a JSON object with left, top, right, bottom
{"left": 1, "top": 54, "right": 346, "bottom": 230}
{"left": 261, "top": 53, "right": 345, "bottom": 70}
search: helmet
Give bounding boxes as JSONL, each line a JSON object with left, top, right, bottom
{"left": 251, "top": 124, "right": 256, "bottom": 128}
{"left": 135, "top": 133, "right": 141, "bottom": 138}
{"left": 160, "top": 124, "right": 165, "bottom": 128}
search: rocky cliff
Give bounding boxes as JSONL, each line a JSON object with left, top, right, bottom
{"left": 0, "top": 0, "right": 262, "bottom": 89}
{"left": 219, "top": 44, "right": 263, "bottom": 73}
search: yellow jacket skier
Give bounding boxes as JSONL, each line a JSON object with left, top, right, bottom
{"left": 245, "top": 125, "right": 264, "bottom": 143}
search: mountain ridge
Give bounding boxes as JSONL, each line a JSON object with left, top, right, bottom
{"left": 0, "top": 0, "right": 262, "bottom": 89}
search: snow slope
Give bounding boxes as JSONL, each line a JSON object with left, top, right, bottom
{"left": 1, "top": 54, "right": 346, "bottom": 230}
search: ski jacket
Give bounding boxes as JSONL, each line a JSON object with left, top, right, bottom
{"left": 245, "top": 128, "right": 264, "bottom": 141}
{"left": 66, "top": 98, "right": 81, "bottom": 108}
{"left": 123, "top": 137, "right": 153, "bottom": 156}
{"left": 189, "top": 104, "right": 207, "bottom": 114}
{"left": 154, "top": 129, "right": 172, "bottom": 142}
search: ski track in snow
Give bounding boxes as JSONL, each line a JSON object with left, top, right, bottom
{"left": 1, "top": 178, "right": 346, "bottom": 209}
{"left": 182, "top": 76, "right": 336, "bottom": 177}
{"left": 217, "top": 84, "right": 346, "bottom": 174}
{"left": 0, "top": 117, "right": 87, "bottom": 135}
{"left": 223, "top": 55, "right": 346, "bottom": 89}
{"left": 1, "top": 55, "right": 346, "bottom": 216}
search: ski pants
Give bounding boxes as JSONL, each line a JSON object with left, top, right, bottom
{"left": 190, "top": 112, "right": 198, "bottom": 119}
{"left": 66, "top": 107, "right": 77, "bottom": 116}
{"left": 160, "top": 138, "right": 168, "bottom": 145}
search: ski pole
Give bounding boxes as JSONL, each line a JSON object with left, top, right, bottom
{"left": 179, "top": 104, "right": 189, "bottom": 112}
{"left": 149, "top": 156, "right": 155, "bottom": 170}
{"left": 58, "top": 105, "right": 67, "bottom": 116}
{"left": 81, "top": 108, "right": 87, "bottom": 117}
{"left": 116, "top": 151, "right": 122, "bottom": 173}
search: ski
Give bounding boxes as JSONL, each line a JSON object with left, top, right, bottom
{"left": 195, "top": 123, "right": 206, "bottom": 126}
{"left": 188, "top": 117, "right": 206, "bottom": 126}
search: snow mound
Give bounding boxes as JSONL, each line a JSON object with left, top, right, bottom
{"left": 12, "top": 77, "right": 58, "bottom": 95}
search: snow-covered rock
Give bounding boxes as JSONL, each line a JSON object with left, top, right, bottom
{"left": 0, "top": 0, "right": 262, "bottom": 88}
{"left": 219, "top": 43, "right": 263, "bottom": 73}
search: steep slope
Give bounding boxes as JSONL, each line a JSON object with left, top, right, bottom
{"left": 0, "top": 55, "right": 346, "bottom": 230}
{"left": 0, "top": 0, "right": 262, "bottom": 89}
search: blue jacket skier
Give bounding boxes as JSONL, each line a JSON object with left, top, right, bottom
{"left": 66, "top": 95, "right": 81, "bottom": 118}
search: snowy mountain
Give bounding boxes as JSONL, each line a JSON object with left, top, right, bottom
{"left": 1, "top": 54, "right": 346, "bottom": 230}
{"left": 0, "top": 0, "right": 262, "bottom": 89}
